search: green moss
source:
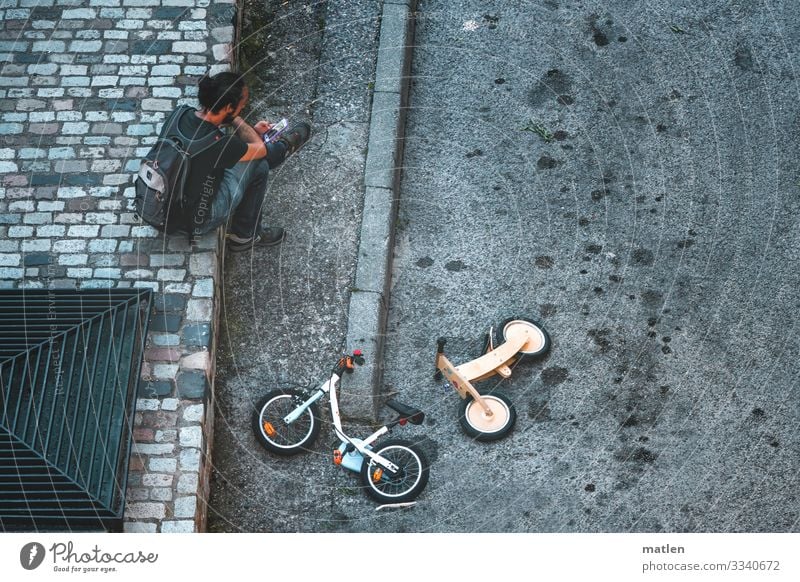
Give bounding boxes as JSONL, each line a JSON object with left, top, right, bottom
{"left": 238, "top": 0, "right": 273, "bottom": 93}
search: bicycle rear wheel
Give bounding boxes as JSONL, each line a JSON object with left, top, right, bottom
{"left": 360, "top": 438, "right": 430, "bottom": 503}
{"left": 499, "top": 317, "right": 551, "bottom": 357}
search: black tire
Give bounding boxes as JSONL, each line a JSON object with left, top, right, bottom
{"left": 360, "top": 438, "right": 430, "bottom": 503}
{"left": 251, "top": 389, "right": 320, "bottom": 456}
{"left": 458, "top": 390, "right": 516, "bottom": 441}
{"left": 498, "top": 317, "right": 551, "bottom": 357}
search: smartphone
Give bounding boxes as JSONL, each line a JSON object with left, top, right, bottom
{"left": 264, "top": 118, "right": 288, "bottom": 143}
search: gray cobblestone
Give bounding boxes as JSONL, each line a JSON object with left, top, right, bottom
{"left": 58, "top": 254, "right": 88, "bottom": 266}
{"left": 0, "top": 268, "right": 24, "bottom": 279}
{"left": 88, "top": 239, "right": 117, "bottom": 253}
{"left": 172, "top": 41, "right": 206, "bottom": 53}
{"left": 48, "top": 147, "right": 76, "bottom": 160}
{"left": 127, "top": 488, "right": 149, "bottom": 502}
{"left": 0, "top": 214, "right": 21, "bottom": 225}
{"left": 125, "top": 269, "right": 154, "bottom": 279}
{"left": 8, "top": 226, "right": 34, "bottom": 238}
{"left": 133, "top": 443, "right": 175, "bottom": 456}
{"left": 94, "top": 267, "right": 121, "bottom": 279}
{"left": 155, "top": 430, "right": 177, "bottom": 443}
{"left": 142, "top": 473, "right": 173, "bottom": 488}
{"left": 0, "top": 124, "right": 23, "bottom": 135}
{"left": 174, "top": 496, "right": 197, "bottom": 519}
{"left": 149, "top": 458, "right": 178, "bottom": 473}
{"left": 186, "top": 299, "right": 212, "bottom": 321}
{"left": 150, "top": 488, "right": 173, "bottom": 502}
{"left": 179, "top": 426, "right": 203, "bottom": 448}
{"left": 67, "top": 225, "right": 99, "bottom": 238}
{"left": 53, "top": 239, "right": 86, "bottom": 252}
{"left": 80, "top": 279, "right": 115, "bottom": 289}
{"left": 179, "top": 448, "right": 201, "bottom": 471}
{"left": 157, "top": 268, "right": 186, "bottom": 282}
{"left": 177, "top": 472, "right": 198, "bottom": 494}
{"left": 63, "top": 9, "right": 98, "bottom": 19}
{"left": 126, "top": 502, "right": 165, "bottom": 520}
{"left": 29, "top": 112, "right": 56, "bottom": 122}
{"left": 62, "top": 122, "right": 90, "bottom": 134}
{"left": 152, "top": 333, "right": 180, "bottom": 347}
{"left": 161, "top": 521, "right": 195, "bottom": 533}
{"left": 153, "top": 364, "right": 179, "bottom": 379}
{"left": 132, "top": 225, "right": 159, "bottom": 238}
{"left": 50, "top": 215, "right": 79, "bottom": 231}
{"left": 23, "top": 213, "right": 52, "bottom": 225}
{"left": 101, "top": 225, "right": 130, "bottom": 238}
{"left": 0, "top": 254, "right": 21, "bottom": 267}
{"left": 123, "top": 522, "right": 157, "bottom": 533}
{"left": 89, "top": 254, "right": 119, "bottom": 268}
{"left": 182, "top": 403, "right": 204, "bottom": 423}
{"left": 192, "top": 278, "right": 213, "bottom": 297}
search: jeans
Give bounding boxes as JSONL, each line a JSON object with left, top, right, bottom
{"left": 196, "top": 140, "right": 288, "bottom": 238}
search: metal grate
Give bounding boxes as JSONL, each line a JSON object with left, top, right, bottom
{"left": 0, "top": 289, "right": 152, "bottom": 532}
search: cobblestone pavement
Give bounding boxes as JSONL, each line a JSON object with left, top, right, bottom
{"left": 0, "top": 0, "right": 238, "bottom": 532}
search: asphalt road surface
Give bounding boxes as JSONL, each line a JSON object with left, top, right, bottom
{"left": 380, "top": 0, "right": 800, "bottom": 532}
{"left": 209, "top": 0, "right": 800, "bottom": 532}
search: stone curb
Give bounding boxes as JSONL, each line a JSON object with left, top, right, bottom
{"left": 344, "top": 0, "right": 417, "bottom": 419}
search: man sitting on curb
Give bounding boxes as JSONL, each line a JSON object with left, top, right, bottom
{"left": 179, "top": 72, "right": 310, "bottom": 251}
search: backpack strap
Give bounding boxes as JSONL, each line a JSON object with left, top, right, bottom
{"left": 162, "top": 106, "right": 224, "bottom": 157}
{"left": 159, "top": 105, "right": 193, "bottom": 140}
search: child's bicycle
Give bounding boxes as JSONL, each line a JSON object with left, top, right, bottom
{"left": 435, "top": 317, "right": 551, "bottom": 441}
{"left": 252, "top": 350, "right": 430, "bottom": 504}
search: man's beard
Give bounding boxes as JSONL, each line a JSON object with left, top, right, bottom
{"left": 222, "top": 110, "right": 237, "bottom": 125}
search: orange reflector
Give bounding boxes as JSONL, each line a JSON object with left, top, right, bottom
{"left": 333, "top": 450, "right": 343, "bottom": 465}
{"left": 372, "top": 468, "right": 383, "bottom": 483}
{"left": 262, "top": 422, "right": 276, "bottom": 437}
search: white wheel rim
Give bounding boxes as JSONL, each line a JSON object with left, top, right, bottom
{"left": 259, "top": 395, "right": 313, "bottom": 449}
{"left": 368, "top": 445, "right": 423, "bottom": 498}
{"left": 466, "top": 395, "right": 511, "bottom": 433}
{"left": 503, "top": 320, "right": 546, "bottom": 354}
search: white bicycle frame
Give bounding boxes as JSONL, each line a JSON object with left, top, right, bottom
{"left": 282, "top": 372, "right": 400, "bottom": 473}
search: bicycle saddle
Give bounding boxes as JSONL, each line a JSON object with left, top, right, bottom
{"left": 385, "top": 400, "right": 425, "bottom": 425}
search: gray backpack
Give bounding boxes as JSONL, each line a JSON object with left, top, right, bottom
{"left": 134, "top": 106, "right": 220, "bottom": 233}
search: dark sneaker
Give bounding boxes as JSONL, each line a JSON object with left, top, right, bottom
{"left": 277, "top": 122, "right": 311, "bottom": 155}
{"left": 227, "top": 226, "right": 285, "bottom": 252}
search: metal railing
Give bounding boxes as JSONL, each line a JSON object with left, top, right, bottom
{"left": 0, "top": 288, "right": 152, "bottom": 532}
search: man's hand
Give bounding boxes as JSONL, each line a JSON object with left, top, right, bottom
{"left": 253, "top": 120, "right": 272, "bottom": 136}
{"left": 232, "top": 116, "right": 268, "bottom": 161}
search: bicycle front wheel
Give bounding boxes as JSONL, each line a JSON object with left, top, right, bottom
{"left": 360, "top": 438, "right": 430, "bottom": 503}
{"left": 252, "top": 389, "right": 320, "bottom": 456}
{"left": 458, "top": 391, "right": 516, "bottom": 441}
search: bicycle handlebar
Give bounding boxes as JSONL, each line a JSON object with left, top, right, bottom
{"left": 333, "top": 351, "right": 366, "bottom": 376}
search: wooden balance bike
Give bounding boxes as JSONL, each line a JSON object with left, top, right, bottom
{"left": 435, "top": 317, "right": 551, "bottom": 441}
